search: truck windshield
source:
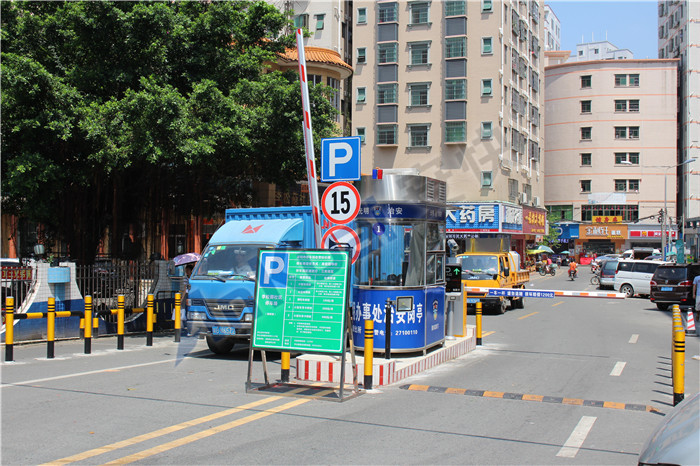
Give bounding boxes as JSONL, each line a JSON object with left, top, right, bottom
{"left": 191, "top": 244, "right": 262, "bottom": 280}
{"left": 460, "top": 255, "right": 499, "bottom": 279}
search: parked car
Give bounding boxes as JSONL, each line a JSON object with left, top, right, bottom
{"left": 649, "top": 263, "right": 700, "bottom": 312}
{"left": 599, "top": 259, "right": 619, "bottom": 290}
{"left": 613, "top": 259, "right": 668, "bottom": 298}
{"left": 638, "top": 391, "right": 699, "bottom": 466}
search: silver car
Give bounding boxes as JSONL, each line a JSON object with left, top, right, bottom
{"left": 638, "top": 391, "right": 699, "bottom": 465}
{"left": 598, "top": 259, "right": 619, "bottom": 289}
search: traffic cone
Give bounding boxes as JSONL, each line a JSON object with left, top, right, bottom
{"left": 686, "top": 310, "right": 697, "bottom": 336}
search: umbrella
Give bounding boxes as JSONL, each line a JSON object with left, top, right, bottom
{"left": 532, "top": 245, "right": 555, "bottom": 254}
{"left": 173, "top": 252, "right": 201, "bottom": 266}
{"left": 560, "top": 250, "right": 570, "bottom": 255}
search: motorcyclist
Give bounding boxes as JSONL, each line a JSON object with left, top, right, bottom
{"left": 568, "top": 260, "right": 578, "bottom": 278}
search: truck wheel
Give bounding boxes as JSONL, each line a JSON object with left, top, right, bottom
{"left": 516, "top": 297, "right": 525, "bottom": 309}
{"left": 206, "top": 336, "right": 234, "bottom": 354}
{"left": 497, "top": 299, "right": 507, "bottom": 314}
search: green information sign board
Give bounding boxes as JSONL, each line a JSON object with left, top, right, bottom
{"left": 252, "top": 249, "right": 350, "bottom": 353}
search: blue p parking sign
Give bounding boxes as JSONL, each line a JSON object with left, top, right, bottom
{"left": 321, "top": 137, "right": 361, "bottom": 182}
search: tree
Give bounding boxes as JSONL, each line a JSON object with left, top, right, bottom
{"left": 541, "top": 213, "right": 563, "bottom": 248}
{"left": 1, "top": 1, "right": 339, "bottom": 263}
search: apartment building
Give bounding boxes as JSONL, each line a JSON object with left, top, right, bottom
{"left": 543, "top": 5, "right": 561, "bottom": 51}
{"left": 572, "top": 40, "right": 633, "bottom": 61}
{"left": 544, "top": 57, "right": 679, "bottom": 254}
{"left": 658, "top": 0, "right": 700, "bottom": 259}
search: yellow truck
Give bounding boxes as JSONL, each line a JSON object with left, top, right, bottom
{"left": 457, "top": 238, "right": 530, "bottom": 314}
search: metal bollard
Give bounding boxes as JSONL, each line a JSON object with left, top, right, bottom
{"left": 385, "top": 298, "right": 392, "bottom": 360}
{"left": 47, "top": 297, "right": 56, "bottom": 359}
{"left": 281, "top": 352, "right": 290, "bottom": 382}
{"left": 445, "top": 299, "right": 454, "bottom": 340}
{"left": 84, "top": 296, "right": 92, "bottom": 354}
{"left": 146, "top": 294, "right": 154, "bottom": 346}
{"left": 117, "top": 295, "right": 125, "bottom": 350}
{"left": 672, "top": 323, "right": 685, "bottom": 406}
{"left": 174, "top": 293, "right": 181, "bottom": 343}
{"left": 476, "top": 301, "right": 483, "bottom": 346}
{"left": 364, "top": 319, "right": 374, "bottom": 390}
{"left": 5, "top": 297, "right": 14, "bottom": 362}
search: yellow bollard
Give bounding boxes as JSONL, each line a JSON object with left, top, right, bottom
{"left": 476, "top": 301, "right": 483, "bottom": 346}
{"left": 84, "top": 296, "right": 92, "bottom": 354}
{"left": 364, "top": 319, "right": 374, "bottom": 390}
{"left": 5, "top": 297, "right": 14, "bottom": 362}
{"left": 281, "top": 352, "right": 290, "bottom": 383}
{"left": 47, "top": 297, "right": 56, "bottom": 358}
{"left": 146, "top": 294, "right": 154, "bottom": 346}
{"left": 174, "top": 293, "right": 181, "bottom": 343}
{"left": 672, "top": 324, "right": 685, "bottom": 406}
{"left": 117, "top": 295, "right": 125, "bottom": 350}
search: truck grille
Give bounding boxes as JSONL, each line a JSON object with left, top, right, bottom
{"left": 204, "top": 299, "right": 252, "bottom": 319}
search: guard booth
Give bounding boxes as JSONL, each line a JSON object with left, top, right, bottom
{"left": 351, "top": 173, "right": 447, "bottom": 353}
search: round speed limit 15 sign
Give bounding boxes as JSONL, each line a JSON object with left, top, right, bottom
{"left": 321, "top": 181, "right": 360, "bottom": 224}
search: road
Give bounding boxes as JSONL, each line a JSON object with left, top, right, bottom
{"left": 2, "top": 270, "right": 699, "bottom": 465}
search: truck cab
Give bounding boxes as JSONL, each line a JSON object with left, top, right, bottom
{"left": 186, "top": 208, "right": 313, "bottom": 354}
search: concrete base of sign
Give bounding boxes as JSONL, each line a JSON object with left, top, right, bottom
{"left": 295, "top": 326, "right": 476, "bottom": 387}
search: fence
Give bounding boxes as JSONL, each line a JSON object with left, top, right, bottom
{"left": 1, "top": 266, "right": 36, "bottom": 314}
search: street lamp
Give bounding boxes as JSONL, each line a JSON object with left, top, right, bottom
{"left": 621, "top": 158, "right": 697, "bottom": 260}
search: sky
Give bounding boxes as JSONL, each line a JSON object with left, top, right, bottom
{"left": 546, "top": 1, "right": 659, "bottom": 59}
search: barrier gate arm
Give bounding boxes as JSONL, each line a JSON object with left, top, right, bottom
{"left": 463, "top": 286, "right": 626, "bottom": 299}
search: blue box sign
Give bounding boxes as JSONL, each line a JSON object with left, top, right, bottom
{"left": 47, "top": 267, "right": 70, "bottom": 284}
{"left": 321, "top": 137, "right": 361, "bottom": 182}
{"left": 446, "top": 203, "right": 500, "bottom": 232}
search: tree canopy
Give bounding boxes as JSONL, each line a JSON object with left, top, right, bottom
{"left": 1, "top": 1, "right": 340, "bottom": 263}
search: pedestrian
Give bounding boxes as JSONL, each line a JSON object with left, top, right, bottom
{"left": 693, "top": 271, "right": 700, "bottom": 321}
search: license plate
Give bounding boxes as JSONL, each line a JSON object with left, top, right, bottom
{"left": 212, "top": 326, "right": 236, "bottom": 336}
{"left": 661, "top": 287, "right": 673, "bottom": 291}
{"left": 467, "top": 298, "right": 481, "bottom": 303}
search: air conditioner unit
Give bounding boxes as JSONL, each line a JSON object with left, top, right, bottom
{"left": 533, "top": 196, "right": 541, "bottom": 206}
{"left": 520, "top": 193, "right": 528, "bottom": 204}
{"left": 498, "top": 27, "right": 503, "bottom": 38}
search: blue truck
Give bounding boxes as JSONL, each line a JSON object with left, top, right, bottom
{"left": 185, "top": 206, "right": 318, "bottom": 354}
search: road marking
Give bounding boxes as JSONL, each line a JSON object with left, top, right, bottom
{"left": 552, "top": 301, "right": 564, "bottom": 307}
{"left": 518, "top": 312, "right": 539, "bottom": 320}
{"left": 400, "top": 384, "right": 660, "bottom": 413}
{"left": 556, "top": 416, "right": 597, "bottom": 458}
{"left": 1, "top": 358, "right": 176, "bottom": 388}
{"left": 482, "top": 331, "right": 495, "bottom": 337}
{"left": 610, "top": 361, "right": 626, "bottom": 377}
{"left": 102, "top": 395, "right": 326, "bottom": 465}
{"left": 629, "top": 334, "right": 639, "bottom": 344}
{"left": 41, "top": 396, "right": 283, "bottom": 465}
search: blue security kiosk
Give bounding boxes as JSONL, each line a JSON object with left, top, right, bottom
{"left": 351, "top": 173, "right": 447, "bottom": 353}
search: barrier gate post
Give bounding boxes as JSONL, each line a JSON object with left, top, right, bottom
{"left": 117, "top": 295, "right": 125, "bottom": 350}
{"left": 174, "top": 293, "right": 181, "bottom": 343}
{"left": 672, "top": 305, "right": 685, "bottom": 406}
{"left": 5, "top": 297, "right": 14, "bottom": 362}
{"left": 476, "top": 301, "right": 483, "bottom": 346}
{"left": 47, "top": 297, "right": 56, "bottom": 359}
{"left": 364, "top": 318, "right": 374, "bottom": 390}
{"left": 146, "top": 294, "right": 154, "bottom": 346}
{"left": 84, "top": 296, "right": 92, "bottom": 354}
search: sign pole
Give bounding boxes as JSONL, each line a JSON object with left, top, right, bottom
{"left": 296, "top": 30, "right": 322, "bottom": 248}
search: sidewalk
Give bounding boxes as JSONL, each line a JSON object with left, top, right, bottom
{"left": 295, "top": 326, "right": 476, "bottom": 387}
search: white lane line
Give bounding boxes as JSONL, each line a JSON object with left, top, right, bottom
{"left": 0, "top": 358, "right": 176, "bottom": 388}
{"left": 610, "top": 361, "right": 626, "bottom": 376}
{"left": 556, "top": 416, "right": 597, "bottom": 458}
{"left": 629, "top": 334, "right": 639, "bottom": 344}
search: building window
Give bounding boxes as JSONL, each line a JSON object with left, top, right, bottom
{"left": 582, "top": 204, "right": 639, "bottom": 222}
{"left": 410, "top": 2, "right": 429, "bottom": 25}
{"left": 481, "top": 79, "right": 492, "bottom": 96}
{"left": 357, "top": 87, "right": 366, "bottom": 104}
{"left": 614, "top": 179, "right": 627, "bottom": 192}
{"left": 445, "top": 37, "right": 466, "bottom": 58}
{"left": 408, "top": 124, "right": 429, "bottom": 147}
{"left": 377, "top": 124, "right": 397, "bottom": 145}
{"left": 308, "top": 74, "right": 322, "bottom": 85}
{"left": 377, "top": 83, "right": 397, "bottom": 104}
{"left": 357, "top": 7, "right": 367, "bottom": 24}
{"left": 615, "top": 99, "right": 640, "bottom": 112}
{"left": 378, "top": 3, "right": 398, "bottom": 23}
{"left": 357, "top": 47, "right": 366, "bottom": 64}
{"left": 580, "top": 180, "right": 591, "bottom": 193}
{"left": 410, "top": 42, "right": 430, "bottom": 65}
{"left": 615, "top": 73, "right": 640, "bottom": 87}
{"left": 547, "top": 205, "right": 574, "bottom": 221}
{"left": 629, "top": 179, "right": 639, "bottom": 191}
{"left": 581, "top": 127, "right": 592, "bottom": 140}
{"left": 446, "top": 121, "right": 466, "bottom": 142}
{"left": 629, "top": 126, "right": 639, "bottom": 139}
{"left": 357, "top": 127, "right": 366, "bottom": 144}
{"left": 508, "top": 179, "right": 519, "bottom": 201}
{"left": 481, "top": 37, "right": 493, "bottom": 54}
{"left": 615, "top": 152, "right": 639, "bottom": 165}
{"left": 614, "top": 179, "right": 640, "bottom": 192}
{"left": 481, "top": 171, "right": 493, "bottom": 188}
{"left": 481, "top": 121, "right": 493, "bottom": 139}
{"left": 581, "top": 75, "right": 592, "bottom": 88}
{"left": 409, "top": 83, "right": 429, "bottom": 106}
{"left": 615, "top": 126, "right": 639, "bottom": 139}
{"left": 293, "top": 14, "right": 309, "bottom": 29}
{"left": 581, "top": 100, "right": 591, "bottom": 113}
{"left": 378, "top": 43, "right": 398, "bottom": 63}
{"left": 581, "top": 153, "right": 592, "bottom": 166}
{"left": 615, "top": 100, "right": 627, "bottom": 112}
{"left": 615, "top": 127, "right": 627, "bottom": 139}
{"left": 445, "top": 1, "right": 466, "bottom": 16}
{"left": 482, "top": 0, "right": 493, "bottom": 12}
{"left": 629, "top": 100, "right": 640, "bottom": 112}
{"left": 315, "top": 14, "right": 325, "bottom": 30}
{"left": 446, "top": 79, "right": 466, "bottom": 99}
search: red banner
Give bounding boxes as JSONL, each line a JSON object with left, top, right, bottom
{"left": 1, "top": 267, "right": 33, "bottom": 280}
{"left": 522, "top": 206, "right": 547, "bottom": 235}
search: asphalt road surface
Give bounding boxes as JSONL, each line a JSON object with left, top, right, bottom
{"left": 2, "top": 270, "right": 699, "bottom": 465}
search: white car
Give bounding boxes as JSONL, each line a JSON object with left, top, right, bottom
{"left": 613, "top": 259, "right": 669, "bottom": 298}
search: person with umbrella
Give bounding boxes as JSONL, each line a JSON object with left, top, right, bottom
{"left": 172, "top": 253, "right": 201, "bottom": 332}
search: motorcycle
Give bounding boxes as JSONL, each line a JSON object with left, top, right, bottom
{"left": 539, "top": 264, "right": 556, "bottom": 276}
{"left": 569, "top": 268, "right": 577, "bottom": 280}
